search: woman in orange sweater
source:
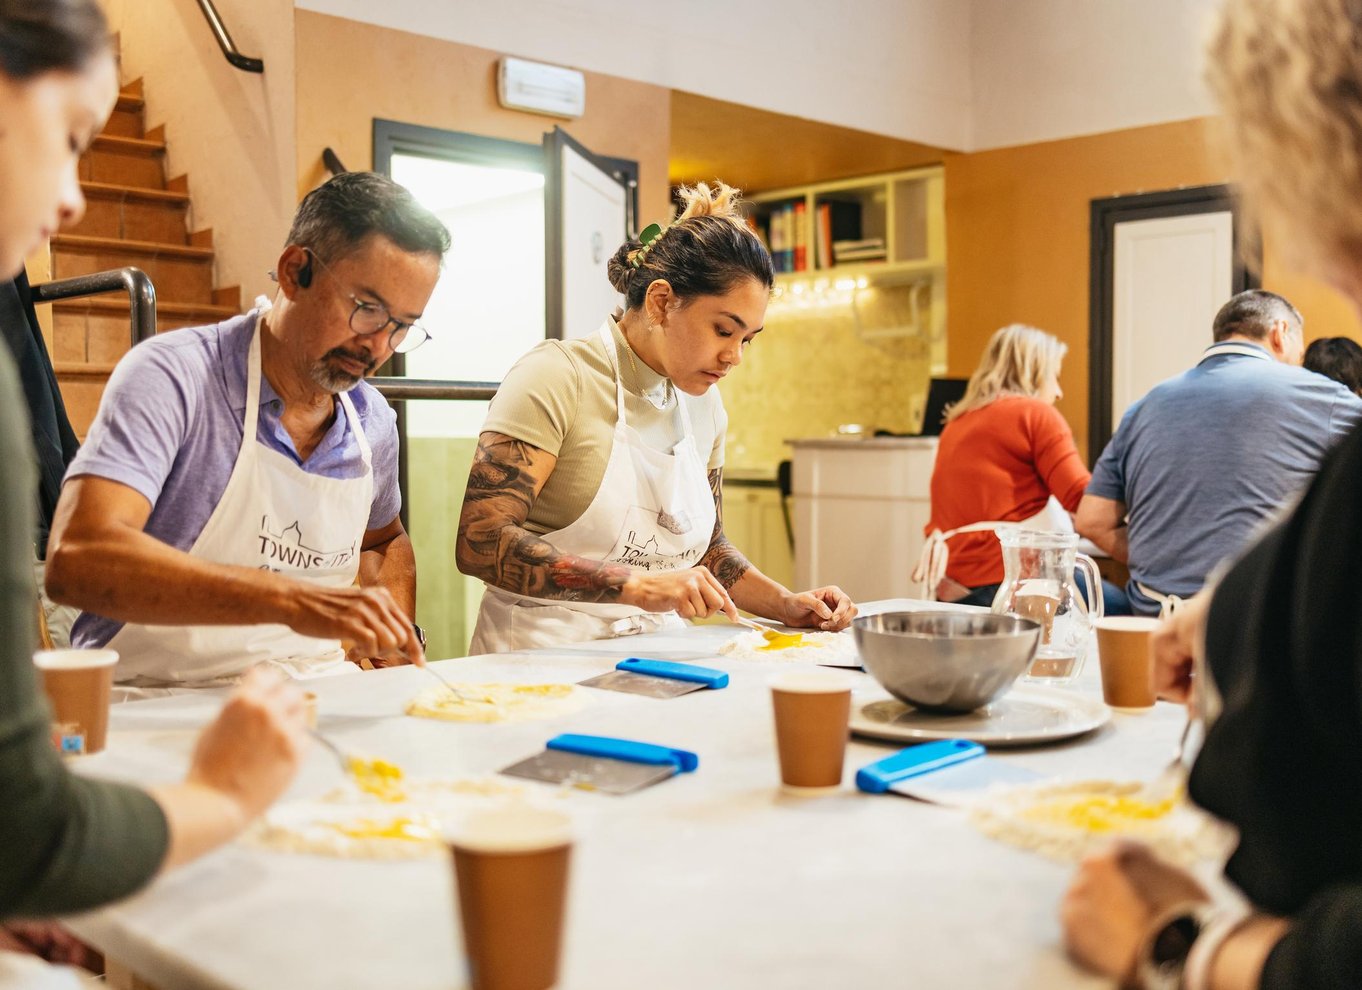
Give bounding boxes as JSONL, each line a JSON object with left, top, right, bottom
{"left": 915, "top": 323, "right": 1128, "bottom": 613}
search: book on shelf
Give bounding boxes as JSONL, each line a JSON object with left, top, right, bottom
{"left": 833, "top": 237, "right": 887, "bottom": 264}
{"left": 815, "top": 201, "right": 865, "bottom": 269}
{"left": 793, "top": 201, "right": 808, "bottom": 272}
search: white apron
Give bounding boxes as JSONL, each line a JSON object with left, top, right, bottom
{"left": 912, "top": 495, "right": 1072, "bottom": 600}
{"left": 107, "top": 314, "right": 371, "bottom": 695}
{"left": 469, "top": 323, "right": 717, "bottom": 654}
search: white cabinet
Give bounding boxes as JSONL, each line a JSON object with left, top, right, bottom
{"left": 791, "top": 437, "right": 938, "bottom": 603}
{"left": 721, "top": 480, "right": 795, "bottom": 592}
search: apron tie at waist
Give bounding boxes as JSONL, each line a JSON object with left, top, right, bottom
{"left": 1135, "top": 581, "right": 1185, "bottom": 619}
{"left": 912, "top": 522, "right": 1010, "bottom": 600}
{"left": 912, "top": 496, "right": 1076, "bottom": 601}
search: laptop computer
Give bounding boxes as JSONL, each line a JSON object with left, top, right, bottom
{"left": 915, "top": 377, "right": 968, "bottom": 436}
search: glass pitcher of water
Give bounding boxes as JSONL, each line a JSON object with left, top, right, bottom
{"left": 990, "top": 528, "right": 1103, "bottom": 685}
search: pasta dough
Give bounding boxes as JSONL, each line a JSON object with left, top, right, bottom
{"left": 970, "top": 779, "right": 1234, "bottom": 865}
{"left": 405, "top": 682, "right": 584, "bottom": 723}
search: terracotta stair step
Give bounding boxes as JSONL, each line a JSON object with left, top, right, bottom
{"left": 115, "top": 80, "right": 144, "bottom": 114}
{"left": 72, "top": 182, "right": 190, "bottom": 244}
{"left": 50, "top": 233, "right": 216, "bottom": 305}
{"left": 80, "top": 130, "right": 167, "bottom": 190}
{"left": 51, "top": 363, "right": 114, "bottom": 439}
{"left": 48, "top": 298, "right": 240, "bottom": 366}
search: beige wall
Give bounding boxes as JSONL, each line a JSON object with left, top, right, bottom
{"left": 100, "top": 0, "right": 297, "bottom": 303}
{"left": 944, "top": 117, "right": 1362, "bottom": 457}
{"left": 293, "top": 11, "right": 671, "bottom": 228}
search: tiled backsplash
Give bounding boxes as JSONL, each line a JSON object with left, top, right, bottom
{"left": 719, "top": 284, "right": 939, "bottom": 474}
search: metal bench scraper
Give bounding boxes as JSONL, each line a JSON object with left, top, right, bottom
{"left": 499, "top": 733, "right": 700, "bottom": 795}
{"left": 578, "top": 657, "right": 729, "bottom": 699}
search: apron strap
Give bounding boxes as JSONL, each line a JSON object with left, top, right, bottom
{"left": 1135, "top": 581, "right": 1185, "bottom": 619}
{"left": 598, "top": 321, "right": 697, "bottom": 445}
{"left": 911, "top": 521, "right": 1012, "bottom": 600}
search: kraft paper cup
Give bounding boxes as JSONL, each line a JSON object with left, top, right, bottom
{"left": 1095, "top": 616, "right": 1160, "bottom": 712}
{"left": 448, "top": 807, "right": 573, "bottom": 990}
{"left": 33, "top": 648, "right": 119, "bottom": 755}
{"left": 770, "top": 669, "right": 855, "bottom": 794}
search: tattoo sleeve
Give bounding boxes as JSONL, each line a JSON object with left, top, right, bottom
{"left": 456, "top": 432, "right": 633, "bottom": 602}
{"left": 698, "top": 467, "right": 752, "bottom": 590}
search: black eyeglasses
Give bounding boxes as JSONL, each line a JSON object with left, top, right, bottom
{"left": 306, "top": 250, "right": 432, "bottom": 354}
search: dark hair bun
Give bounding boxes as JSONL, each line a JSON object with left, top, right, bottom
{"left": 606, "top": 241, "right": 638, "bottom": 294}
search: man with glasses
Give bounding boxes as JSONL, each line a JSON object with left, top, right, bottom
{"left": 44, "top": 172, "right": 450, "bottom": 694}
{"left": 1076, "top": 289, "right": 1361, "bottom": 618}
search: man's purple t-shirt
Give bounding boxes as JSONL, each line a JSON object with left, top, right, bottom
{"left": 67, "top": 310, "right": 401, "bottom": 648}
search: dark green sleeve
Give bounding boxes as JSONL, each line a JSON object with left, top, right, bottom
{"left": 0, "top": 344, "right": 169, "bottom": 920}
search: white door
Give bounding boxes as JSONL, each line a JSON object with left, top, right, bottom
{"left": 545, "top": 128, "right": 628, "bottom": 340}
{"left": 1112, "top": 211, "right": 1234, "bottom": 421}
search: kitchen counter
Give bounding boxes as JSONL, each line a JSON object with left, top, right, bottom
{"left": 66, "top": 601, "right": 1205, "bottom": 990}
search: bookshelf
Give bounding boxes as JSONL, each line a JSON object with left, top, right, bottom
{"left": 747, "top": 165, "right": 946, "bottom": 363}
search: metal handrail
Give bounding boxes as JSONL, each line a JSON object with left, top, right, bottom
{"left": 30, "top": 267, "right": 157, "bottom": 345}
{"left": 193, "top": 0, "right": 264, "bottom": 73}
{"left": 367, "top": 378, "right": 498, "bottom": 402}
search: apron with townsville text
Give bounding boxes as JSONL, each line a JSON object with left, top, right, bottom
{"left": 469, "top": 323, "right": 717, "bottom": 654}
{"left": 106, "top": 314, "right": 371, "bottom": 695}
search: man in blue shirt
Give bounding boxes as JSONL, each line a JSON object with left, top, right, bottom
{"left": 1078, "top": 290, "right": 1362, "bottom": 616}
{"left": 45, "top": 172, "right": 449, "bottom": 690}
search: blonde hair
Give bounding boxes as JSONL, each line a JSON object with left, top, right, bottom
{"left": 606, "top": 181, "right": 773, "bottom": 306}
{"left": 1205, "top": 0, "right": 1362, "bottom": 275}
{"left": 944, "top": 324, "right": 1066, "bottom": 423}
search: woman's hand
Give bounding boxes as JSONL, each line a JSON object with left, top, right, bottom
{"left": 778, "top": 586, "right": 857, "bottom": 631}
{"left": 620, "top": 566, "right": 739, "bottom": 620}
{"left": 183, "top": 666, "right": 306, "bottom": 826}
{"left": 1061, "top": 840, "right": 1210, "bottom": 982}
{"left": 1151, "top": 591, "right": 1211, "bottom": 705}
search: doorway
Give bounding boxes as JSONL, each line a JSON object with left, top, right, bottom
{"left": 1088, "top": 185, "right": 1259, "bottom": 461}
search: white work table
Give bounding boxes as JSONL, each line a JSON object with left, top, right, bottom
{"left": 66, "top": 600, "right": 1193, "bottom": 990}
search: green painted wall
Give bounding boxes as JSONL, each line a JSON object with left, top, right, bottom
{"left": 407, "top": 436, "right": 484, "bottom": 660}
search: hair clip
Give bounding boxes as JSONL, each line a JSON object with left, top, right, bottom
{"left": 631, "top": 222, "right": 667, "bottom": 268}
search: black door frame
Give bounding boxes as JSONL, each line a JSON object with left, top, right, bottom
{"left": 1088, "top": 184, "right": 1259, "bottom": 461}
{"left": 542, "top": 125, "right": 639, "bottom": 340}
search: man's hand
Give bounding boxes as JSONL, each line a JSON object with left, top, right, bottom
{"left": 1062, "top": 840, "right": 1210, "bottom": 982}
{"left": 289, "top": 584, "right": 424, "bottom": 667}
{"left": 778, "top": 587, "right": 857, "bottom": 631}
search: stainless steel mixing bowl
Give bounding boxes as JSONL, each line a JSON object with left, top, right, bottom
{"left": 852, "top": 611, "right": 1041, "bottom": 713}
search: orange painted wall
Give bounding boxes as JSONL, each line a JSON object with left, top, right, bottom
{"left": 945, "top": 117, "right": 1362, "bottom": 457}
{"left": 293, "top": 11, "right": 672, "bottom": 231}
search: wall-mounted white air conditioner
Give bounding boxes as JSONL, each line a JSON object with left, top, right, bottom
{"left": 498, "top": 57, "right": 586, "bottom": 119}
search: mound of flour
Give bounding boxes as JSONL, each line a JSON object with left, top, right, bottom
{"left": 717, "top": 629, "right": 860, "bottom": 664}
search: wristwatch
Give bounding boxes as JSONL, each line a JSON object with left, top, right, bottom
{"left": 412, "top": 623, "right": 427, "bottom": 650}
{"left": 1137, "top": 905, "right": 1210, "bottom": 989}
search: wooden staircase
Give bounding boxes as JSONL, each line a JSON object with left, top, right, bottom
{"left": 47, "top": 78, "right": 242, "bottom": 436}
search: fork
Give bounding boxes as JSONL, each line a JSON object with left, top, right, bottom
{"left": 1142, "top": 710, "right": 1196, "bottom": 802}
{"left": 306, "top": 725, "right": 358, "bottom": 776}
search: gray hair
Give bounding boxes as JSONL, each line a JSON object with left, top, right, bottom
{"left": 1211, "top": 289, "right": 1302, "bottom": 342}
{"left": 287, "top": 171, "right": 451, "bottom": 264}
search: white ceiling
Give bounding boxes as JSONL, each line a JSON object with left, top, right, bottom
{"left": 294, "top": 0, "right": 1221, "bottom": 152}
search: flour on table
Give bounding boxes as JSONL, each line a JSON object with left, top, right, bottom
{"left": 718, "top": 629, "right": 859, "bottom": 664}
{"left": 405, "top": 682, "right": 585, "bottom": 723}
{"left": 970, "top": 779, "right": 1235, "bottom": 866}
{"left": 243, "top": 775, "right": 530, "bottom": 859}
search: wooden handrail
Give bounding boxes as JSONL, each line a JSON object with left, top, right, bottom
{"left": 193, "top": 0, "right": 264, "bottom": 73}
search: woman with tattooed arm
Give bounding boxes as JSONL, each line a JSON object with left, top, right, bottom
{"left": 457, "top": 183, "right": 856, "bottom": 652}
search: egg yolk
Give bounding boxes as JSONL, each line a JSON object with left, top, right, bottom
{"left": 1020, "top": 793, "right": 1177, "bottom": 833}
{"left": 347, "top": 756, "right": 406, "bottom": 802}
{"left": 758, "top": 630, "right": 806, "bottom": 651}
